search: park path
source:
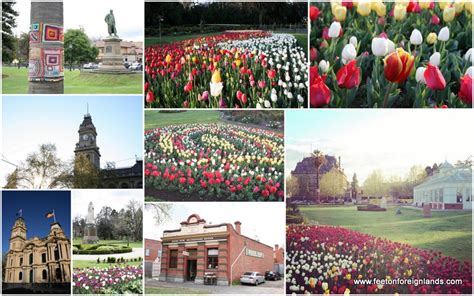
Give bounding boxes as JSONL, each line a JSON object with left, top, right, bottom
{"left": 74, "top": 248, "right": 143, "bottom": 260}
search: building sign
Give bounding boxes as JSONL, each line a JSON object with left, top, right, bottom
{"left": 183, "top": 251, "right": 189, "bottom": 256}
{"left": 246, "top": 248, "right": 264, "bottom": 258}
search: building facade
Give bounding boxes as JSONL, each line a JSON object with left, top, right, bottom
{"left": 4, "top": 217, "right": 71, "bottom": 285}
{"left": 74, "top": 112, "right": 142, "bottom": 188}
{"left": 159, "top": 214, "right": 275, "bottom": 285}
{"left": 94, "top": 40, "right": 143, "bottom": 63}
{"left": 414, "top": 161, "right": 472, "bottom": 210}
{"left": 145, "top": 239, "right": 162, "bottom": 278}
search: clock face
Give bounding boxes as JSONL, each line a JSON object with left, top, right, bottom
{"left": 82, "top": 134, "right": 89, "bottom": 141}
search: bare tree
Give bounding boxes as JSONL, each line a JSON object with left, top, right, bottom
{"left": 145, "top": 203, "right": 173, "bottom": 226}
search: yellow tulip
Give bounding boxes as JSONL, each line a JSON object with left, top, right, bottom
{"left": 334, "top": 5, "right": 347, "bottom": 21}
{"left": 466, "top": 0, "right": 472, "bottom": 12}
{"left": 426, "top": 32, "right": 437, "bottom": 44}
{"left": 211, "top": 70, "right": 222, "bottom": 83}
{"left": 394, "top": 4, "right": 407, "bottom": 20}
{"left": 439, "top": 0, "right": 453, "bottom": 10}
{"left": 373, "top": 2, "right": 387, "bottom": 17}
{"left": 346, "top": 273, "right": 352, "bottom": 280}
{"left": 235, "top": 59, "right": 241, "bottom": 67}
{"left": 165, "top": 54, "right": 172, "bottom": 63}
{"left": 419, "top": 1, "right": 431, "bottom": 9}
{"left": 443, "top": 6, "right": 456, "bottom": 21}
{"left": 395, "top": 0, "right": 410, "bottom": 6}
{"left": 454, "top": 0, "right": 465, "bottom": 13}
{"left": 357, "top": 1, "right": 372, "bottom": 16}
{"left": 344, "top": 288, "right": 350, "bottom": 295}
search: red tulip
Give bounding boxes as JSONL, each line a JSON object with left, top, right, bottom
{"left": 310, "top": 6, "right": 320, "bottom": 22}
{"left": 383, "top": 48, "right": 415, "bottom": 83}
{"left": 336, "top": 60, "right": 361, "bottom": 89}
{"left": 322, "top": 27, "right": 330, "bottom": 40}
{"left": 310, "top": 66, "right": 331, "bottom": 107}
{"left": 144, "top": 82, "right": 150, "bottom": 92}
{"left": 424, "top": 63, "right": 446, "bottom": 90}
{"left": 342, "top": 1, "right": 353, "bottom": 9}
{"left": 310, "top": 47, "right": 318, "bottom": 61}
{"left": 458, "top": 75, "right": 472, "bottom": 105}
{"left": 267, "top": 69, "right": 276, "bottom": 79}
{"left": 146, "top": 91, "right": 155, "bottom": 104}
{"left": 431, "top": 14, "right": 440, "bottom": 25}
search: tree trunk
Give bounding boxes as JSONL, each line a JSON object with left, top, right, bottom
{"left": 28, "top": 1, "right": 64, "bottom": 94}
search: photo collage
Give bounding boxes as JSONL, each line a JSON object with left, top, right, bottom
{"left": 1, "top": 0, "right": 472, "bottom": 295}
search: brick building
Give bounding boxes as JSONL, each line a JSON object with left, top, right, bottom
{"left": 145, "top": 239, "right": 162, "bottom": 278}
{"left": 159, "top": 214, "right": 276, "bottom": 285}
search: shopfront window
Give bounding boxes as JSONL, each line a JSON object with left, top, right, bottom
{"left": 456, "top": 189, "right": 463, "bottom": 203}
{"left": 207, "top": 248, "right": 218, "bottom": 269}
{"left": 145, "top": 249, "right": 150, "bottom": 256}
{"left": 169, "top": 250, "right": 178, "bottom": 268}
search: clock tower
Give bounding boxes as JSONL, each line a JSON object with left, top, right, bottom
{"left": 74, "top": 111, "right": 101, "bottom": 169}
{"left": 9, "top": 217, "right": 27, "bottom": 251}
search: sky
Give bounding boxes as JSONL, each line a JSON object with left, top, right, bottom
{"left": 2, "top": 190, "right": 71, "bottom": 254}
{"left": 144, "top": 202, "right": 285, "bottom": 248}
{"left": 1, "top": 95, "right": 143, "bottom": 184}
{"left": 72, "top": 189, "right": 143, "bottom": 219}
{"left": 12, "top": 0, "right": 143, "bottom": 41}
{"left": 286, "top": 109, "right": 474, "bottom": 183}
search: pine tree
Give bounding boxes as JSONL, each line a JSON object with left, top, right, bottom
{"left": 2, "top": 1, "right": 19, "bottom": 63}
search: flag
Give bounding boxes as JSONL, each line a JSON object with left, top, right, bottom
{"left": 45, "top": 211, "right": 55, "bottom": 219}
{"left": 16, "top": 209, "right": 22, "bottom": 217}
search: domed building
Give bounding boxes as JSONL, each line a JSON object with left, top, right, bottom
{"left": 413, "top": 161, "right": 472, "bottom": 210}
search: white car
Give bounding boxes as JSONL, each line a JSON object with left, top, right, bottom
{"left": 240, "top": 272, "right": 265, "bottom": 286}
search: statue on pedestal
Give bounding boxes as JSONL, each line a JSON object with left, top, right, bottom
{"left": 105, "top": 10, "right": 118, "bottom": 37}
{"left": 82, "top": 201, "right": 99, "bottom": 244}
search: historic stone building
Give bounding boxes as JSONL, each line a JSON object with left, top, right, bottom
{"left": 74, "top": 111, "right": 142, "bottom": 188}
{"left": 4, "top": 217, "right": 71, "bottom": 288}
{"left": 159, "top": 214, "right": 277, "bottom": 286}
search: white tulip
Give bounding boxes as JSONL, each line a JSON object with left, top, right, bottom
{"left": 319, "top": 60, "right": 330, "bottom": 73}
{"left": 438, "top": 27, "right": 450, "bottom": 41}
{"left": 387, "top": 39, "right": 396, "bottom": 54}
{"left": 371, "top": 37, "right": 388, "bottom": 57}
{"left": 415, "top": 67, "right": 426, "bottom": 83}
{"left": 465, "top": 48, "right": 473, "bottom": 63}
{"left": 209, "top": 82, "right": 223, "bottom": 97}
{"left": 350, "top": 36, "right": 358, "bottom": 48}
{"left": 409, "top": 29, "right": 423, "bottom": 45}
{"left": 466, "top": 66, "right": 473, "bottom": 77}
{"left": 342, "top": 43, "right": 357, "bottom": 62}
{"left": 429, "top": 52, "right": 441, "bottom": 66}
{"left": 328, "top": 21, "right": 342, "bottom": 38}
{"left": 264, "top": 100, "right": 271, "bottom": 108}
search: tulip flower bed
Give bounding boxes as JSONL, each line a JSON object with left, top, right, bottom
{"left": 309, "top": 1, "right": 472, "bottom": 108}
{"left": 145, "top": 31, "right": 308, "bottom": 108}
{"left": 73, "top": 265, "right": 143, "bottom": 294}
{"left": 144, "top": 123, "right": 284, "bottom": 201}
{"left": 286, "top": 225, "right": 472, "bottom": 294}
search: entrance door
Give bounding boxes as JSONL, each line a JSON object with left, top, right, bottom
{"left": 186, "top": 260, "right": 197, "bottom": 281}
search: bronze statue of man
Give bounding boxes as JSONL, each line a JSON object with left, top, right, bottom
{"left": 104, "top": 9, "right": 118, "bottom": 37}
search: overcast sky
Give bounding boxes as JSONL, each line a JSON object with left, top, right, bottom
{"left": 72, "top": 190, "right": 143, "bottom": 219}
{"left": 144, "top": 202, "right": 285, "bottom": 248}
{"left": 286, "top": 109, "right": 473, "bottom": 183}
{"left": 12, "top": 0, "right": 143, "bottom": 41}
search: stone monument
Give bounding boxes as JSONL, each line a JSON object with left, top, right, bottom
{"left": 94, "top": 9, "right": 130, "bottom": 74}
{"left": 380, "top": 197, "right": 387, "bottom": 209}
{"left": 82, "top": 201, "right": 99, "bottom": 244}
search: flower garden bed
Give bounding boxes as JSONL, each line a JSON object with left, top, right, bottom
{"left": 145, "top": 31, "right": 307, "bottom": 108}
{"left": 144, "top": 123, "right": 284, "bottom": 201}
{"left": 73, "top": 265, "right": 143, "bottom": 294}
{"left": 286, "top": 224, "right": 472, "bottom": 294}
{"left": 73, "top": 244, "right": 133, "bottom": 255}
{"left": 309, "top": 1, "right": 472, "bottom": 108}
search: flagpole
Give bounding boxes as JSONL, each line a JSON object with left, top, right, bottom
{"left": 53, "top": 209, "right": 56, "bottom": 223}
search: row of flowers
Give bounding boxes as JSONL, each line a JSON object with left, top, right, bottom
{"left": 145, "top": 32, "right": 307, "bottom": 108}
{"left": 73, "top": 265, "right": 143, "bottom": 294}
{"left": 144, "top": 123, "right": 284, "bottom": 201}
{"left": 310, "top": 0, "right": 472, "bottom": 108}
{"left": 286, "top": 225, "right": 472, "bottom": 294}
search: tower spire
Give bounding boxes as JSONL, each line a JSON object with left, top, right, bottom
{"left": 86, "top": 103, "right": 89, "bottom": 116}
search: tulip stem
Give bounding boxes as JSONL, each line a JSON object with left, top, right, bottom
{"left": 383, "top": 82, "right": 396, "bottom": 108}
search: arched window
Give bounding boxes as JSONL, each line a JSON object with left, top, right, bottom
{"left": 30, "top": 270, "right": 33, "bottom": 283}
{"left": 55, "top": 268, "right": 61, "bottom": 281}
{"left": 19, "top": 271, "right": 22, "bottom": 281}
{"left": 54, "top": 247, "right": 60, "bottom": 261}
{"left": 29, "top": 253, "right": 33, "bottom": 264}
{"left": 42, "top": 269, "right": 47, "bottom": 280}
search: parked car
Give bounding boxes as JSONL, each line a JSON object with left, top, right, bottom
{"left": 240, "top": 272, "right": 265, "bottom": 286}
{"left": 265, "top": 271, "right": 281, "bottom": 280}
{"left": 83, "top": 63, "right": 98, "bottom": 69}
{"left": 130, "top": 62, "right": 142, "bottom": 71}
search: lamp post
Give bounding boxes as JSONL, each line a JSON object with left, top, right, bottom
{"left": 68, "top": 44, "right": 73, "bottom": 71}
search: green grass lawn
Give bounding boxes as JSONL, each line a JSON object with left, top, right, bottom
{"left": 145, "top": 110, "right": 221, "bottom": 130}
{"left": 73, "top": 238, "right": 143, "bottom": 248}
{"left": 145, "top": 32, "right": 223, "bottom": 47}
{"left": 73, "top": 260, "right": 142, "bottom": 269}
{"left": 291, "top": 33, "right": 308, "bottom": 51}
{"left": 145, "top": 287, "right": 209, "bottom": 294}
{"left": 2, "top": 67, "right": 142, "bottom": 94}
{"left": 299, "top": 205, "right": 472, "bottom": 262}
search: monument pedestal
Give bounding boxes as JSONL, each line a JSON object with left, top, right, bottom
{"left": 94, "top": 36, "right": 130, "bottom": 74}
{"left": 82, "top": 223, "right": 99, "bottom": 244}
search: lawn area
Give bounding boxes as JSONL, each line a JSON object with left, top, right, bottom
{"left": 73, "top": 260, "right": 142, "bottom": 269}
{"left": 73, "top": 239, "right": 143, "bottom": 248}
{"left": 145, "top": 32, "right": 223, "bottom": 47}
{"left": 292, "top": 33, "right": 308, "bottom": 50}
{"left": 145, "top": 110, "right": 221, "bottom": 130}
{"left": 2, "top": 67, "right": 142, "bottom": 94}
{"left": 299, "top": 205, "right": 472, "bottom": 262}
{"left": 145, "top": 287, "right": 208, "bottom": 294}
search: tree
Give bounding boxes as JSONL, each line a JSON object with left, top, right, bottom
{"left": 363, "top": 169, "right": 387, "bottom": 197}
{"left": 2, "top": 1, "right": 19, "bottom": 63}
{"left": 320, "top": 167, "right": 347, "bottom": 200}
{"left": 406, "top": 165, "right": 426, "bottom": 186}
{"left": 17, "top": 32, "right": 29, "bottom": 65}
{"left": 29, "top": 1, "right": 64, "bottom": 94}
{"left": 97, "top": 206, "right": 114, "bottom": 240}
{"left": 73, "top": 153, "right": 100, "bottom": 188}
{"left": 72, "top": 216, "right": 86, "bottom": 239}
{"left": 351, "top": 173, "right": 359, "bottom": 201}
{"left": 124, "top": 200, "right": 143, "bottom": 242}
{"left": 64, "top": 29, "right": 99, "bottom": 70}
{"left": 285, "top": 175, "right": 299, "bottom": 199}
{"left": 4, "top": 144, "right": 71, "bottom": 189}
{"left": 145, "top": 203, "right": 172, "bottom": 226}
